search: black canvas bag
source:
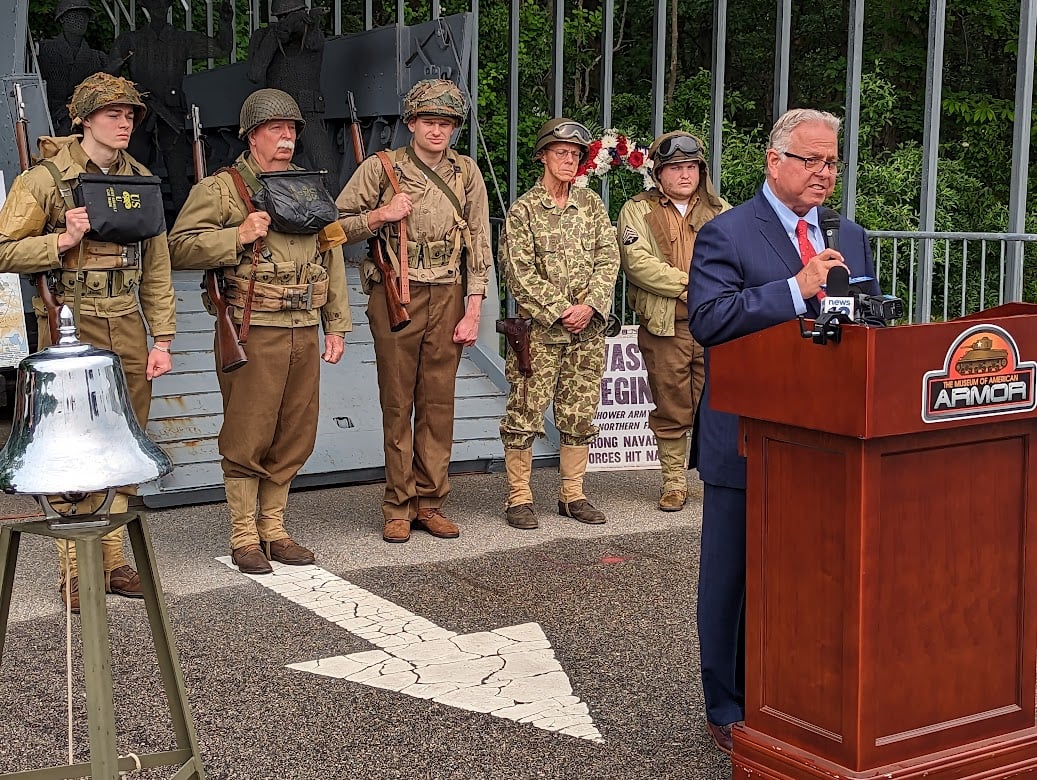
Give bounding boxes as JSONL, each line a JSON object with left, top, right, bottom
{"left": 73, "top": 173, "right": 165, "bottom": 244}
{"left": 252, "top": 170, "right": 338, "bottom": 235}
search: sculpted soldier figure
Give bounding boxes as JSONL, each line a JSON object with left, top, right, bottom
{"left": 167, "top": 88, "right": 350, "bottom": 576}
{"left": 38, "top": 0, "right": 116, "bottom": 135}
{"left": 616, "top": 132, "right": 730, "bottom": 511}
{"left": 0, "top": 73, "right": 176, "bottom": 611}
{"left": 168, "top": 88, "right": 350, "bottom": 575}
{"left": 108, "top": 0, "right": 233, "bottom": 209}
{"left": 335, "top": 79, "right": 491, "bottom": 543}
{"left": 246, "top": 0, "right": 337, "bottom": 185}
{"left": 498, "top": 118, "right": 620, "bottom": 530}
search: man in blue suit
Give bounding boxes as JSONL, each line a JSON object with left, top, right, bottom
{"left": 688, "top": 108, "right": 879, "bottom": 754}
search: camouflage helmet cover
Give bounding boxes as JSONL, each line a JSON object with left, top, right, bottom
{"left": 647, "top": 131, "right": 707, "bottom": 175}
{"left": 68, "top": 72, "right": 147, "bottom": 128}
{"left": 403, "top": 79, "right": 466, "bottom": 124}
{"left": 55, "top": 0, "right": 94, "bottom": 20}
{"left": 238, "top": 88, "right": 306, "bottom": 139}
{"left": 532, "top": 118, "right": 591, "bottom": 160}
{"left": 270, "top": 0, "right": 307, "bottom": 16}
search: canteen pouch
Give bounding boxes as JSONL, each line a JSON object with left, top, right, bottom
{"left": 73, "top": 173, "right": 165, "bottom": 244}
{"left": 252, "top": 170, "right": 338, "bottom": 235}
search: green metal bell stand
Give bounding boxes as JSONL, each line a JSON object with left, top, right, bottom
{"left": 0, "top": 512, "right": 205, "bottom": 780}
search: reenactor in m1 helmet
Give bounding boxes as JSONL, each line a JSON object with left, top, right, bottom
{"left": 616, "top": 130, "right": 730, "bottom": 512}
{"left": 497, "top": 118, "right": 619, "bottom": 531}
{"left": 335, "top": 77, "right": 491, "bottom": 544}
{"left": 270, "top": 0, "right": 307, "bottom": 15}
{"left": 169, "top": 86, "right": 350, "bottom": 576}
{"left": 38, "top": 1, "right": 111, "bottom": 134}
{"left": 0, "top": 71, "right": 177, "bottom": 612}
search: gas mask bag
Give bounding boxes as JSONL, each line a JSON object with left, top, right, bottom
{"left": 252, "top": 170, "right": 338, "bottom": 235}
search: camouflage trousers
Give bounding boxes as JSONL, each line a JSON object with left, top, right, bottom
{"left": 500, "top": 331, "right": 606, "bottom": 449}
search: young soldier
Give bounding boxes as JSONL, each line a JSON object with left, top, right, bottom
{"left": 498, "top": 118, "right": 620, "bottom": 530}
{"left": 0, "top": 72, "right": 177, "bottom": 611}
{"left": 335, "top": 79, "right": 492, "bottom": 543}
{"left": 168, "top": 88, "right": 350, "bottom": 574}
{"left": 616, "top": 132, "right": 730, "bottom": 511}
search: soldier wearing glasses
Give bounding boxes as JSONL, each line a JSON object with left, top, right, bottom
{"left": 498, "top": 118, "right": 620, "bottom": 530}
{"left": 687, "top": 109, "right": 879, "bottom": 754}
{"left": 616, "top": 132, "right": 730, "bottom": 512}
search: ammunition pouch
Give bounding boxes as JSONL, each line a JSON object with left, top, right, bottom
{"left": 223, "top": 274, "right": 329, "bottom": 312}
{"left": 410, "top": 237, "right": 460, "bottom": 269}
{"left": 56, "top": 267, "right": 141, "bottom": 298}
{"left": 61, "top": 240, "right": 141, "bottom": 271}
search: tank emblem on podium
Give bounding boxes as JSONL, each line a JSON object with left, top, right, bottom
{"left": 923, "top": 324, "right": 1037, "bottom": 423}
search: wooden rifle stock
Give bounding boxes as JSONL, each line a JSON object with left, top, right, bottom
{"left": 192, "top": 105, "right": 247, "bottom": 372}
{"left": 346, "top": 91, "right": 410, "bottom": 332}
{"left": 13, "top": 83, "right": 60, "bottom": 345}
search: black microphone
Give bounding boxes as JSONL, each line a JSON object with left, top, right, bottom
{"left": 820, "top": 264, "right": 854, "bottom": 320}
{"left": 819, "top": 208, "right": 841, "bottom": 253}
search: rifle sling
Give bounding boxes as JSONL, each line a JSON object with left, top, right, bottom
{"left": 374, "top": 151, "right": 410, "bottom": 304}
{"left": 222, "top": 164, "right": 263, "bottom": 345}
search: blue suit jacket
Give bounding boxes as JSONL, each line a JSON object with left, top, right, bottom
{"left": 688, "top": 189, "right": 879, "bottom": 489}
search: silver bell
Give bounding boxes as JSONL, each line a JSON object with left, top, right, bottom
{"left": 0, "top": 307, "right": 172, "bottom": 514}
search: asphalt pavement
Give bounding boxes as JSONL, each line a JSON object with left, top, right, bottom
{"left": 0, "top": 459, "right": 732, "bottom": 780}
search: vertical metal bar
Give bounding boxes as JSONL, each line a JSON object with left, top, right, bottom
{"left": 960, "top": 240, "right": 969, "bottom": 317}
{"left": 365, "top": 0, "right": 373, "bottom": 30}
{"left": 433, "top": 0, "right": 441, "bottom": 19}
{"left": 508, "top": 0, "right": 519, "bottom": 205}
{"left": 999, "top": 240, "right": 1007, "bottom": 305}
{"left": 469, "top": 0, "right": 480, "bottom": 162}
{"left": 842, "top": 0, "right": 864, "bottom": 219}
{"left": 709, "top": 0, "right": 727, "bottom": 189}
{"left": 1006, "top": 0, "right": 1036, "bottom": 301}
{"left": 601, "top": 0, "right": 615, "bottom": 212}
{"left": 553, "top": 0, "right": 565, "bottom": 116}
{"left": 772, "top": 0, "right": 791, "bottom": 120}
{"left": 942, "top": 241, "right": 950, "bottom": 321}
{"left": 0, "top": 527, "right": 20, "bottom": 663}
{"left": 184, "top": 1, "right": 193, "bottom": 73}
{"left": 334, "top": 0, "right": 342, "bottom": 36}
{"left": 980, "top": 239, "right": 988, "bottom": 310}
{"left": 398, "top": 0, "right": 405, "bottom": 25}
{"left": 916, "top": 0, "right": 946, "bottom": 323}
{"left": 651, "top": 0, "right": 666, "bottom": 136}
{"left": 207, "top": 0, "right": 215, "bottom": 70}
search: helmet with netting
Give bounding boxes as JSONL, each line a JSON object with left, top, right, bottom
{"left": 532, "top": 118, "right": 591, "bottom": 160}
{"left": 68, "top": 72, "right": 147, "bottom": 128}
{"left": 55, "top": 0, "right": 94, "bottom": 20}
{"left": 402, "top": 79, "right": 466, "bottom": 124}
{"left": 238, "top": 88, "right": 306, "bottom": 139}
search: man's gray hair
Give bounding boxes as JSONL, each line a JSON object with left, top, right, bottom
{"left": 768, "top": 109, "right": 841, "bottom": 153}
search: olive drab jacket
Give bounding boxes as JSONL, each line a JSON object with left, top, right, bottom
{"left": 0, "top": 136, "right": 176, "bottom": 338}
{"left": 167, "top": 152, "right": 351, "bottom": 336}
{"left": 335, "top": 146, "right": 491, "bottom": 299}
{"left": 499, "top": 180, "right": 620, "bottom": 345}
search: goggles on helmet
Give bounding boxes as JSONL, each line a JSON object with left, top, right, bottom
{"left": 543, "top": 121, "right": 592, "bottom": 146}
{"left": 655, "top": 134, "right": 704, "bottom": 163}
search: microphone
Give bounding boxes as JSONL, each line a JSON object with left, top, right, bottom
{"left": 821, "top": 264, "right": 855, "bottom": 320}
{"left": 820, "top": 207, "right": 841, "bottom": 253}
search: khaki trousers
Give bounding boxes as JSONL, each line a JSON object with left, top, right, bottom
{"left": 217, "top": 325, "right": 320, "bottom": 484}
{"left": 41, "top": 311, "right": 149, "bottom": 578}
{"left": 637, "top": 320, "right": 704, "bottom": 440}
{"left": 368, "top": 282, "right": 464, "bottom": 522}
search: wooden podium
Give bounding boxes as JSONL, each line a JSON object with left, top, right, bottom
{"left": 709, "top": 304, "right": 1037, "bottom": 779}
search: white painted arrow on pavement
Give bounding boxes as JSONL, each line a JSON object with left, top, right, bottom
{"left": 217, "top": 557, "right": 603, "bottom": 742}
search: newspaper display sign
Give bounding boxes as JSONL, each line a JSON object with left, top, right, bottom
{"left": 0, "top": 172, "right": 30, "bottom": 369}
{"left": 588, "top": 325, "right": 659, "bottom": 471}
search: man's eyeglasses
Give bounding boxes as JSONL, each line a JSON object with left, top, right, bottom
{"left": 656, "top": 134, "right": 703, "bottom": 162}
{"left": 783, "top": 151, "right": 844, "bottom": 174}
{"left": 544, "top": 121, "right": 592, "bottom": 145}
{"left": 548, "top": 148, "right": 582, "bottom": 160}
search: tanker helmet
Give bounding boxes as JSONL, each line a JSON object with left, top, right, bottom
{"left": 55, "top": 0, "right": 94, "bottom": 20}
{"left": 271, "top": 0, "right": 306, "bottom": 15}
{"left": 647, "top": 131, "right": 706, "bottom": 176}
{"left": 68, "top": 72, "right": 147, "bottom": 128}
{"left": 402, "top": 79, "right": 466, "bottom": 124}
{"left": 238, "top": 88, "right": 306, "bottom": 139}
{"left": 532, "top": 118, "right": 591, "bottom": 161}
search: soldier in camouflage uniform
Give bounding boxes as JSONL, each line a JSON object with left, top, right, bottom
{"left": 0, "top": 72, "right": 177, "bottom": 611}
{"left": 335, "top": 79, "right": 491, "bottom": 543}
{"left": 616, "top": 132, "right": 731, "bottom": 511}
{"left": 499, "top": 118, "right": 620, "bottom": 530}
{"left": 168, "top": 88, "right": 350, "bottom": 575}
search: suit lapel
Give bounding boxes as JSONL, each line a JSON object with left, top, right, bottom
{"left": 752, "top": 191, "right": 821, "bottom": 317}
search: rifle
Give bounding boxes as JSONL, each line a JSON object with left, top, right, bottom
{"left": 192, "top": 104, "right": 247, "bottom": 372}
{"left": 12, "top": 83, "right": 61, "bottom": 346}
{"left": 345, "top": 91, "right": 410, "bottom": 332}
{"left": 495, "top": 293, "right": 532, "bottom": 377}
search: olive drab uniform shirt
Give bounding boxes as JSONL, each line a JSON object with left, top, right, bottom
{"left": 335, "top": 147, "right": 491, "bottom": 298}
{"left": 0, "top": 136, "right": 176, "bottom": 339}
{"left": 499, "top": 181, "right": 620, "bottom": 344}
{"left": 167, "top": 152, "right": 351, "bottom": 335}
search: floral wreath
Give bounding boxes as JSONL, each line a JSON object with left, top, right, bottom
{"left": 574, "top": 129, "right": 655, "bottom": 190}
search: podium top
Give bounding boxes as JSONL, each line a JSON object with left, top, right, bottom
{"left": 708, "top": 304, "right": 1037, "bottom": 438}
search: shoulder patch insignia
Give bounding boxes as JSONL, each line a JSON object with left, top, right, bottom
{"left": 622, "top": 225, "right": 639, "bottom": 245}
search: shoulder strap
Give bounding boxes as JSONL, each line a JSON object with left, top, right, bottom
{"left": 39, "top": 159, "right": 75, "bottom": 211}
{"left": 219, "top": 165, "right": 257, "bottom": 214}
{"left": 404, "top": 146, "right": 464, "bottom": 219}
{"left": 374, "top": 151, "right": 409, "bottom": 303}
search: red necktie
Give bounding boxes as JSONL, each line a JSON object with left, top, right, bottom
{"left": 796, "top": 219, "right": 824, "bottom": 300}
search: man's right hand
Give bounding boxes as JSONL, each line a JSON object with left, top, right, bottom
{"left": 367, "top": 193, "right": 413, "bottom": 232}
{"left": 796, "top": 249, "right": 847, "bottom": 300}
{"left": 57, "top": 206, "right": 91, "bottom": 253}
{"left": 238, "top": 211, "right": 271, "bottom": 245}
